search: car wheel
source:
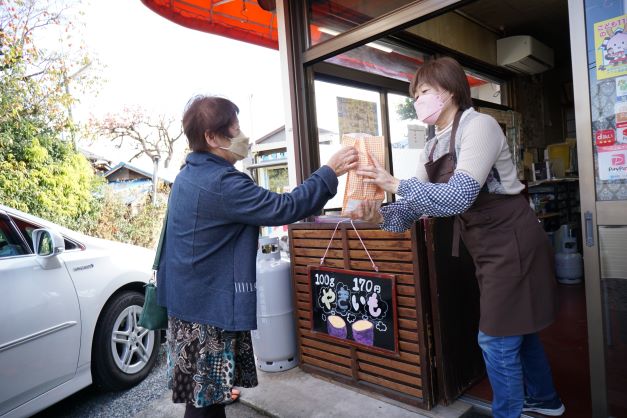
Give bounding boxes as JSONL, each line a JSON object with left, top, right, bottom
{"left": 92, "top": 290, "right": 161, "bottom": 391}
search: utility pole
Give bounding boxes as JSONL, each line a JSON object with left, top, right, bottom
{"left": 152, "top": 155, "right": 160, "bottom": 206}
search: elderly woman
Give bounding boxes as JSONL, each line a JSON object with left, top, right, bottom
{"left": 157, "top": 95, "right": 358, "bottom": 418}
{"left": 352, "top": 57, "right": 564, "bottom": 418}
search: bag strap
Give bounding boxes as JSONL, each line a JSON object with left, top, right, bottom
{"left": 152, "top": 208, "right": 168, "bottom": 271}
{"left": 320, "top": 219, "right": 379, "bottom": 272}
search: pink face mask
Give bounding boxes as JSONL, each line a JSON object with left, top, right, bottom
{"left": 413, "top": 92, "right": 450, "bottom": 125}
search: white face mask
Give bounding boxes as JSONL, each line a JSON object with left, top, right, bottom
{"left": 219, "top": 130, "right": 249, "bottom": 160}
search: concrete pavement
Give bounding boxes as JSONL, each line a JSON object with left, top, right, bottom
{"left": 136, "top": 367, "right": 477, "bottom": 418}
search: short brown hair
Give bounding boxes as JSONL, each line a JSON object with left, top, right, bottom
{"left": 182, "top": 95, "right": 239, "bottom": 151}
{"left": 409, "top": 57, "right": 473, "bottom": 110}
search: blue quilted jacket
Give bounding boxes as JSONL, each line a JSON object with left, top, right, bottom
{"left": 157, "top": 151, "right": 337, "bottom": 331}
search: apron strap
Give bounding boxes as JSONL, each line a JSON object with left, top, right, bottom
{"left": 449, "top": 110, "right": 463, "bottom": 258}
{"left": 448, "top": 110, "right": 463, "bottom": 157}
{"left": 452, "top": 217, "right": 461, "bottom": 258}
{"left": 427, "top": 110, "right": 463, "bottom": 162}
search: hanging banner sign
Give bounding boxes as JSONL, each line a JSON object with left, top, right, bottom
{"left": 594, "top": 14, "right": 627, "bottom": 80}
{"left": 598, "top": 144, "right": 627, "bottom": 180}
{"left": 308, "top": 266, "right": 398, "bottom": 353}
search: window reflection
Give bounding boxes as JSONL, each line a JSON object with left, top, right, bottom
{"left": 388, "top": 93, "right": 427, "bottom": 181}
{"left": 466, "top": 69, "right": 504, "bottom": 105}
{"left": 324, "top": 41, "right": 426, "bottom": 83}
{"left": 313, "top": 80, "right": 382, "bottom": 210}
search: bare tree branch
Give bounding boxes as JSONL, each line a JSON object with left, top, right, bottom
{"left": 91, "top": 107, "right": 184, "bottom": 168}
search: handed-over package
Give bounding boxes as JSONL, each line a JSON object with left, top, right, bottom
{"left": 341, "top": 133, "right": 385, "bottom": 216}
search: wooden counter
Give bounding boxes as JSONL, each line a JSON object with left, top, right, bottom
{"left": 288, "top": 221, "right": 435, "bottom": 409}
{"left": 288, "top": 218, "right": 485, "bottom": 410}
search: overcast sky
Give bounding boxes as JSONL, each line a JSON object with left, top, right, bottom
{"left": 73, "top": 0, "right": 285, "bottom": 170}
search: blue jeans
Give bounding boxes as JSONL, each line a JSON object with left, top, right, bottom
{"left": 478, "top": 331, "right": 558, "bottom": 418}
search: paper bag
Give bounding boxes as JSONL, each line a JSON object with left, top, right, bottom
{"left": 341, "top": 133, "right": 385, "bottom": 216}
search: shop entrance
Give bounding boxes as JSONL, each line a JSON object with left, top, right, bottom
{"left": 432, "top": 1, "right": 591, "bottom": 416}
{"left": 305, "top": 0, "right": 592, "bottom": 415}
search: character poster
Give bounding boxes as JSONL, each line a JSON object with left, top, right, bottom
{"left": 594, "top": 14, "right": 627, "bottom": 80}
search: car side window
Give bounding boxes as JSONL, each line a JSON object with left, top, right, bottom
{"left": 0, "top": 219, "right": 27, "bottom": 258}
{"left": 11, "top": 217, "right": 80, "bottom": 251}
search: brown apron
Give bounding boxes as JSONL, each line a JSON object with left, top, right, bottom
{"left": 424, "top": 111, "right": 557, "bottom": 337}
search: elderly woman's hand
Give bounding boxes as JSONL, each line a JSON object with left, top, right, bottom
{"left": 350, "top": 200, "right": 383, "bottom": 224}
{"left": 357, "top": 152, "right": 400, "bottom": 194}
{"left": 326, "top": 146, "right": 359, "bottom": 176}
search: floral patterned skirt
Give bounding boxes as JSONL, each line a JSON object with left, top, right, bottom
{"left": 166, "top": 316, "right": 258, "bottom": 407}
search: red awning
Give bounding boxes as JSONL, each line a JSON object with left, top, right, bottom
{"left": 140, "top": 1, "right": 488, "bottom": 88}
{"left": 141, "top": 0, "right": 279, "bottom": 50}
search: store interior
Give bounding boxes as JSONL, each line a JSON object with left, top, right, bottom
{"left": 306, "top": 0, "right": 594, "bottom": 416}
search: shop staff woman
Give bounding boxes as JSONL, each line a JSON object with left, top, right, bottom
{"left": 351, "top": 57, "right": 565, "bottom": 418}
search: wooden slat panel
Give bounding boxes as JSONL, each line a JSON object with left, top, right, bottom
{"left": 397, "top": 296, "right": 417, "bottom": 307}
{"left": 295, "top": 283, "right": 309, "bottom": 293}
{"left": 292, "top": 238, "right": 342, "bottom": 249}
{"left": 296, "top": 300, "right": 310, "bottom": 312}
{"left": 398, "top": 319, "right": 418, "bottom": 330}
{"left": 398, "top": 351, "right": 421, "bottom": 364}
{"left": 301, "top": 346, "right": 352, "bottom": 366}
{"left": 356, "top": 351, "right": 421, "bottom": 374}
{"left": 399, "top": 330, "right": 419, "bottom": 342}
{"left": 301, "top": 335, "right": 352, "bottom": 356}
{"left": 348, "top": 260, "right": 413, "bottom": 273}
{"left": 292, "top": 230, "right": 338, "bottom": 239}
{"left": 295, "top": 256, "right": 344, "bottom": 268}
{"left": 359, "top": 361, "right": 422, "bottom": 384}
{"left": 293, "top": 248, "right": 344, "bottom": 258}
{"left": 295, "top": 274, "right": 308, "bottom": 285}
{"left": 347, "top": 230, "right": 411, "bottom": 239}
{"left": 348, "top": 240, "right": 411, "bottom": 250}
{"left": 357, "top": 372, "right": 422, "bottom": 398}
{"left": 303, "top": 355, "right": 352, "bottom": 377}
{"left": 291, "top": 224, "right": 428, "bottom": 407}
{"left": 293, "top": 266, "right": 308, "bottom": 275}
{"left": 399, "top": 341, "right": 420, "bottom": 353}
{"left": 295, "top": 247, "right": 414, "bottom": 263}
{"left": 348, "top": 249, "right": 413, "bottom": 262}
{"left": 396, "top": 285, "right": 415, "bottom": 296}
{"left": 396, "top": 274, "right": 416, "bottom": 285}
{"left": 398, "top": 307, "right": 417, "bottom": 319}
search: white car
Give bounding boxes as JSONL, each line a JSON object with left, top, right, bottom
{"left": 0, "top": 205, "right": 161, "bottom": 418}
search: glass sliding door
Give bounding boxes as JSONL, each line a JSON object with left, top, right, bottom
{"left": 571, "top": 0, "right": 627, "bottom": 416}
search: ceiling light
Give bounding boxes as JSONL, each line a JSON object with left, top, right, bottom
{"left": 366, "top": 42, "right": 393, "bottom": 53}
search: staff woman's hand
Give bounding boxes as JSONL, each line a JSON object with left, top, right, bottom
{"left": 326, "top": 146, "right": 359, "bottom": 176}
{"left": 350, "top": 200, "right": 383, "bottom": 224}
{"left": 357, "top": 152, "right": 400, "bottom": 194}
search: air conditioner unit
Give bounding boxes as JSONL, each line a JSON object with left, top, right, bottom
{"left": 497, "top": 36, "right": 554, "bottom": 74}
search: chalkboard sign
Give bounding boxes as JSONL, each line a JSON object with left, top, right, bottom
{"left": 308, "top": 266, "right": 398, "bottom": 353}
